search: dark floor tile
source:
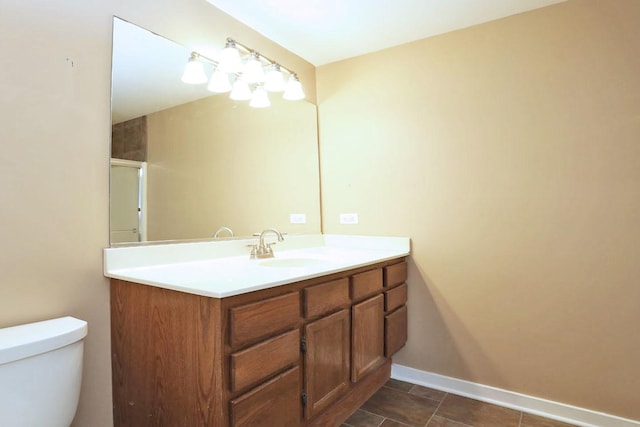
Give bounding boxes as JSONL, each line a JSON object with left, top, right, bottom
{"left": 344, "top": 409, "right": 385, "bottom": 427}
{"left": 385, "top": 378, "right": 415, "bottom": 392}
{"left": 427, "top": 415, "right": 473, "bottom": 427}
{"left": 380, "top": 419, "right": 413, "bottom": 427}
{"left": 521, "top": 412, "right": 578, "bottom": 427}
{"left": 436, "top": 394, "right": 520, "bottom": 427}
{"left": 408, "top": 385, "right": 447, "bottom": 402}
{"left": 361, "top": 385, "right": 439, "bottom": 427}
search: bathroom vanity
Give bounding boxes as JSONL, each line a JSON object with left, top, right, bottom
{"left": 105, "top": 235, "right": 409, "bottom": 426}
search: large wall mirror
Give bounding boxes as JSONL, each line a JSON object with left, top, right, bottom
{"left": 110, "top": 17, "right": 321, "bottom": 245}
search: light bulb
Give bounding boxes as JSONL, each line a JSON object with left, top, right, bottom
{"left": 250, "top": 85, "right": 270, "bottom": 108}
{"left": 181, "top": 53, "right": 207, "bottom": 84}
{"left": 283, "top": 74, "right": 305, "bottom": 100}
{"left": 264, "top": 64, "right": 285, "bottom": 92}
{"left": 207, "top": 68, "right": 231, "bottom": 93}
{"left": 219, "top": 40, "right": 242, "bottom": 73}
{"left": 243, "top": 52, "right": 265, "bottom": 84}
{"left": 230, "top": 78, "right": 251, "bottom": 101}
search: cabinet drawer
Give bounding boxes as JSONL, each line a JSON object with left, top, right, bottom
{"left": 350, "top": 269, "right": 383, "bottom": 301}
{"left": 384, "top": 261, "right": 407, "bottom": 288}
{"left": 230, "top": 366, "right": 302, "bottom": 427}
{"left": 385, "top": 283, "right": 407, "bottom": 313}
{"left": 304, "top": 278, "right": 350, "bottom": 318}
{"left": 230, "top": 292, "right": 300, "bottom": 349}
{"left": 230, "top": 329, "right": 300, "bottom": 392}
{"left": 385, "top": 305, "right": 408, "bottom": 357}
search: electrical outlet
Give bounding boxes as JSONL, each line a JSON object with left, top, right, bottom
{"left": 290, "top": 213, "right": 306, "bottom": 224}
{"left": 339, "top": 213, "right": 359, "bottom": 224}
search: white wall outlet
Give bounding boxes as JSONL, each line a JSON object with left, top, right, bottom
{"left": 339, "top": 213, "right": 359, "bottom": 225}
{"left": 290, "top": 213, "right": 306, "bottom": 224}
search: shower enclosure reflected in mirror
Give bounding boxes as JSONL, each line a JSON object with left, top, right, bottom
{"left": 110, "top": 17, "right": 321, "bottom": 244}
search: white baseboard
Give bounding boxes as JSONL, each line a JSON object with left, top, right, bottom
{"left": 391, "top": 364, "right": 640, "bottom": 427}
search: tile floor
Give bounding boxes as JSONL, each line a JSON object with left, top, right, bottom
{"left": 342, "top": 379, "right": 578, "bottom": 427}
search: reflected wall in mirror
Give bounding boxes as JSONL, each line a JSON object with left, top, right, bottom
{"left": 110, "top": 17, "right": 321, "bottom": 245}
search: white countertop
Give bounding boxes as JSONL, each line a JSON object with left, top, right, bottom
{"left": 104, "top": 234, "right": 410, "bottom": 298}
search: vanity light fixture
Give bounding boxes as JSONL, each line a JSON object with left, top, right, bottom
{"left": 218, "top": 39, "right": 242, "bottom": 73}
{"left": 283, "top": 74, "right": 305, "bottom": 101}
{"left": 243, "top": 52, "right": 266, "bottom": 84}
{"left": 180, "top": 37, "right": 305, "bottom": 107}
{"left": 264, "top": 64, "right": 285, "bottom": 92}
{"left": 230, "top": 77, "right": 252, "bottom": 101}
{"left": 249, "top": 85, "right": 271, "bottom": 108}
{"left": 207, "top": 66, "right": 232, "bottom": 93}
{"left": 181, "top": 52, "right": 208, "bottom": 84}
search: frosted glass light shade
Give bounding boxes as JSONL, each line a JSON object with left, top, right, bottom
{"left": 207, "top": 69, "right": 231, "bottom": 93}
{"left": 219, "top": 43, "right": 242, "bottom": 73}
{"left": 283, "top": 74, "right": 305, "bottom": 100}
{"left": 230, "top": 78, "right": 251, "bottom": 101}
{"left": 250, "top": 85, "right": 270, "bottom": 108}
{"left": 181, "top": 57, "right": 207, "bottom": 84}
{"left": 243, "top": 53, "right": 265, "bottom": 84}
{"left": 264, "top": 65, "right": 285, "bottom": 92}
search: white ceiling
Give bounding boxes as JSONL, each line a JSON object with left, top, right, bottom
{"left": 205, "top": 0, "right": 567, "bottom": 66}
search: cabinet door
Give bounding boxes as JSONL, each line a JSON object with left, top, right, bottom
{"left": 230, "top": 366, "right": 301, "bottom": 427}
{"left": 351, "top": 294, "right": 385, "bottom": 382}
{"left": 304, "top": 309, "right": 351, "bottom": 420}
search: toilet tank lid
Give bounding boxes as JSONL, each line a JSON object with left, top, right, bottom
{"left": 0, "top": 316, "right": 87, "bottom": 365}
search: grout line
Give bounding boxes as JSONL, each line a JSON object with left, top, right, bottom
{"left": 383, "top": 416, "right": 415, "bottom": 427}
{"left": 353, "top": 408, "right": 387, "bottom": 427}
{"left": 518, "top": 411, "right": 523, "bottom": 427}
{"left": 424, "top": 392, "right": 448, "bottom": 427}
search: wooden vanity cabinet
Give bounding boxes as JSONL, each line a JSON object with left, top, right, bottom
{"left": 383, "top": 261, "right": 409, "bottom": 357}
{"left": 110, "top": 258, "right": 408, "bottom": 427}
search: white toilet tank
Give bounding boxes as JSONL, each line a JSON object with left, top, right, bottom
{"left": 0, "top": 316, "right": 88, "bottom": 427}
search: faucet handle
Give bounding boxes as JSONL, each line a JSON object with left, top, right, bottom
{"left": 260, "top": 242, "right": 276, "bottom": 258}
{"left": 246, "top": 244, "right": 259, "bottom": 258}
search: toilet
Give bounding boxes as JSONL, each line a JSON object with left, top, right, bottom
{"left": 0, "top": 316, "right": 88, "bottom": 427}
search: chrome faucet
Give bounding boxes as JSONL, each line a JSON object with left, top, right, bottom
{"left": 213, "top": 226, "right": 234, "bottom": 239}
{"left": 249, "top": 228, "right": 285, "bottom": 259}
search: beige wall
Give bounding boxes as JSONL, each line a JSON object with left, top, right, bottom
{"left": 146, "top": 95, "right": 320, "bottom": 239}
{"left": 317, "top": 0, "right": 640, "bottom": 421}
{"left": 0, "top": 1, "right": 315, "bottom": 426}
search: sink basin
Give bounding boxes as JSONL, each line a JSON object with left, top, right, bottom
{"left": 258, "top": 258, "right": 325, "bottom": 268}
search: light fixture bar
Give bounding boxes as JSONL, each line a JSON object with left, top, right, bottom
{"left": 188, "top": 51, "right": 218, "bottom": 68}
{"left": 225, "top": 37, "right": 297, "bottom": 78}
